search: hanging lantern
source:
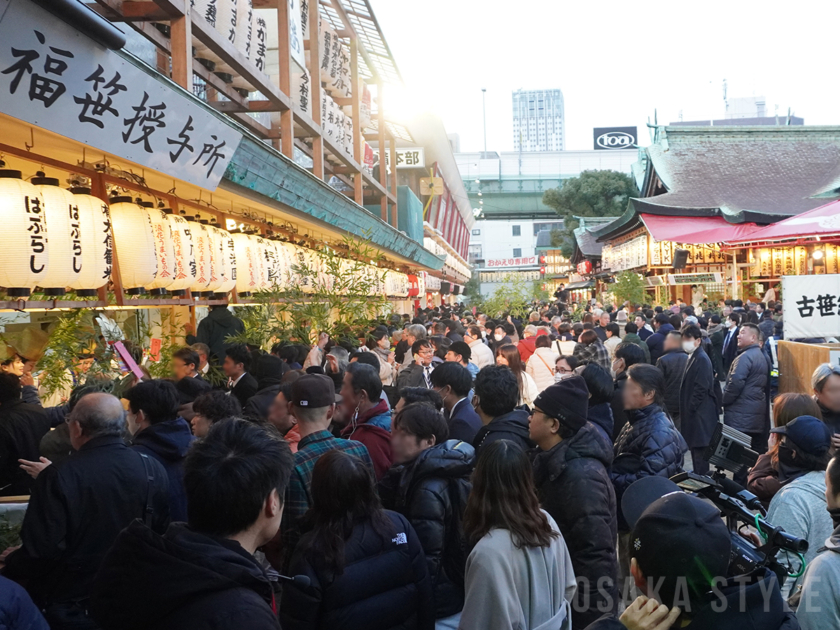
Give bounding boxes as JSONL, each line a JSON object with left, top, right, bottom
{"left": 146, "top": 207, "right": 177, "bottom": 295}
{"left": 256, "top": 236, "right": 279, "bottom": 291}
{"left": 67, "top": 188, "right": 112, "bottom": 296}
{"left": 189, "top": 221, "right": 214, "bottom": 297}
{"left": 0, "top": 170, "right": 48, "bottom": 297}
{"left": 232, "top": 233, "right": 260, "bottom": 296}
{"left": 203, "top": 222, "right": 225, "bottom": 295}
{"left": 215, "top": 228, "right": 237, "bottom": 297}
{"left": 276, "top": 241, "right": 297, "bottom": 287}
{"left": 164, "top": 211, "right": 196, "bottom": 297}
{"left": 208, "top": 225, "right": 229, "bottom": 296}
{"left": 109, "top": 197, "right": 158, "bottom": 294}
{"left": 32, "top": 177, "right": 80, "bottom": 295}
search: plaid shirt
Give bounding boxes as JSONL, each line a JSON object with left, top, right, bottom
{"left": 280, "top": 430, "right": 373, "bottom": 568}
{"left": 574, "top": 339, "right": 612, "bottom": 371}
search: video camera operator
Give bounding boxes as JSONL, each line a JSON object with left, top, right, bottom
{"left": 584, "top": 476, "right": 800, "bottom": 630}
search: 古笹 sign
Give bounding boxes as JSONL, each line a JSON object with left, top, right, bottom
{"left": 0, "top": 0, "right": 242, "bottom": 190}
{"left": 782, "top": 275, "right": 840, "bottom": 339}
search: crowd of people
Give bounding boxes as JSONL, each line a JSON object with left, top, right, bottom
{"left": 0, "top": 293, "right": 838, "bottom": 630}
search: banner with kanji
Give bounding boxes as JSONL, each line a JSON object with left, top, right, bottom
{"left": 783, "top": 275, "right": 840, "bottom": 339}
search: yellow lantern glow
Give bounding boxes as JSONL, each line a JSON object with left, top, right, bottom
{"left": 108, "top": 197, "right": 157, "bottom": 294}
{"left": 68, "top": 188, "right": 112, "bottom": 296}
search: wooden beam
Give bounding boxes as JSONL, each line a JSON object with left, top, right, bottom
{"left": 308, "top": 0, "right": 324, "bottom": 179}
{"left": 277, "top": 0, "right": 294, "bottom": 158}
{"left": 350, "top": 38, "right": 363, "bottom": 205}
{"left": 169, "top": 12, "right": 192, "bottom": 89}
{"left": 119, "top": 1, "right": 171, "bottom": 21}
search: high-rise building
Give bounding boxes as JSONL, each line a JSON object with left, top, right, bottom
{"left": 512, "top": 89, "right": 565, "bottom": 152}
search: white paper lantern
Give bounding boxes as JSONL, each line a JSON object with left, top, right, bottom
{"left": 0, "top": 170, "right": 48, "bottom": 297}
{"left": 203, "top": 223, "right": 225, "bottom": 294}
{"left": 67, "top": 188, "right": 112, "bottom": 296}
{"left": 216, "top": 229, "right": 237, "bottom": 295}
{"left": 276, "top": 241, "right": 297, "bottom": 286}
{"left": 257, "top": 237, "right": 281, "bottom": 290}
{"left": 31, "top": 177, "right": 81, "bottom": 295}
{"left": 146, "top": 208, "right": 177, "bottom": 294}
{"left": 231, "top": 233, "right": 260, "bottom": 295}
{"left": 164, "top": 213, "right": 196, "bottom": 296}
{"left": 109, "top": 197, "right": 157, "bottom": 294}
{"left": 189, "top": 221, "right": 214, "bottom": 296}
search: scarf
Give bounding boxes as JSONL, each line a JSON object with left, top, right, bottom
{"left": 830, "top": 507, "right": 840, "bottom": 530}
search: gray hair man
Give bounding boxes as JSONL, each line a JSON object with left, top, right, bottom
{"left": 401, "top": 324, "right": 427, "bottom": 371}
{"left": 2, "top": 393, "right": 170, "bottom": 623}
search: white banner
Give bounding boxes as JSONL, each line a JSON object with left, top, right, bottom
{"left": 0, "top": 0, "right": 242, "bottom": 190}
{"left": 782, "top": 275, "right": 840, "bottom": 339}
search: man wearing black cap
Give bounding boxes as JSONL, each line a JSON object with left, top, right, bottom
{"left": 445, "top": 341, "right": 479, "bottom": 379}
{"left": 530, "top": 377, "right": 618, "bottom": 629}
{"left": 276, "top": 374, "right": 373, "bottom": 572}
{"left": 585, "top": 476, "right": 798, "bottom": 630}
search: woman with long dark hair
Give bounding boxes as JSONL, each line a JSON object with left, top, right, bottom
{"left": 495, "top": 344, "right": 538, "bottom": 407}
{"left": 280, "top": 450, "right": 433, "bottom": 630}
{"left": 459, "top": 439, "right": 576, "bottom": 630}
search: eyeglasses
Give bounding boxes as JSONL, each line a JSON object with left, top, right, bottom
{"left": 556, "top": 367, "right": 573, "bottom": 374}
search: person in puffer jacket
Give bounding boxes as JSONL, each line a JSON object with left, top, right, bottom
{"left": 611, "top": 364, "right": 687, "bottom": 532}
{"left": 281, "top": 449, "right": 433, "bottom": 630}
{"left": 378, "top": 403, "right": 474, "bottom": 625}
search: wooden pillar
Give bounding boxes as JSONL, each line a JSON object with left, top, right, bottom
{"left": 170, "top": 12, "right": 192, "bottom": 90}
{"left": 308, "top": 0, "right": 324, "bottom": 179}
{"left": 350, "top": 38, "right": 363, "bottom": 206}
{"left": 277, "top": 0, "right": 294, "bottom": 158}
{"left": 378, "top": 82, "right": 388, "bottom": 223}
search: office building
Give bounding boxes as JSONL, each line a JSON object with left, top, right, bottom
{"left": 512, "top": 89, "right": 565, "bottom": 151}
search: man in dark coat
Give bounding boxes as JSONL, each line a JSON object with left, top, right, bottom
{"left": 186, "top": 305, "right": 245, "bottom": 365}
{"left": 721, "top": 312, "right": 741, "bottom": 376}
{"left": 3, "top": 394, "right": 170, "bottom": 628}
{"left": 91, "top": 419, "right": 293, "bottom": 630}
{"left": 530, "top": 377, "right": 618, "bottom": 629}
{"left": 680, "top": 325, "right": 719, "bottom": 475}
{"left": 610, "top": 343, "right": 647, "bottom": 442}
{"left": 621, "top": 323, "right": 650, "bottom": 364}
{"left": 472, "top": 366, "right": 533, "bottom": 457}
{"left": 125, "top": 380, "right": 194, "bottom": 522}
{"left": 722, "top": 323, "right": 769, "bottom": 485}
{"left": 378, "top": 403, "right": 473, "bottom": 622}
{"left": 655, "top": 331, "right": 687, "bottom": 430}
{"left": 223, "top": 344, "right": 259, "bottom": 408}
{"left": 645, "top": 314, "right": 674, "bottom": 365}
{"left": 707, "top": 315, "right": 726, "bottom": 380}
{"left": 242, "top": 354, "right": 289, "bottom": 422}
{"left": 430, "top": 362, "right": 483, "bottom": 443}
{"left": 0, "top": 374, "right": 51, "bottom": 496}
{"left": 396, "top": 339, "right": 435, "bottom": 395}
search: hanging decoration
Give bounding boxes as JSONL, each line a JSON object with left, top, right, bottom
{"left": 232, "top": 232, "right": 260, "bottom": 295}
{"left": 67, "top": 188, "right": 112, "bottom": 296}
{"left": 32, "top": 176, "right": 81, "bottom": 295}
{"left": 146, "top": 207, "right": 177, "bottom": 295}
{"left": 189, "top": 221, "right": 214, "bottom": 297}
{"left": 216, "top": 229, "right": 238, "bottom": 296}
{"left": 0, "top": 170, "right": 48, "bottom": 297}
{"left": 164, "top": 211, "right": 196, "bottom": 296}
{"left": 107, "top": 196, "right": 158, "bottom": 294}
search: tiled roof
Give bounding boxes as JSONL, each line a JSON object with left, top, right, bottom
{"left": 643, "top": 126, "right": 840, "bottom": 219}
{"left": 574, "top": 227, "right": 603, "bottom": 257}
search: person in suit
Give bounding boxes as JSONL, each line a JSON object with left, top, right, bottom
{"left": 223, "top": 344, "right": 258, "bottom": 408}
{"left": 171, "top": 347, "right": 203, "bottom": 381}
{"left": 679, "top": 325, "right": 719, "bottom": 475}
{"left": 396, "top": 339, "right": 435, "bottom": 396}
{"left": 430, "top": 361, "right": 482, "bottom": 443}
{"left": 721, "top": 312, "right": 741, "bottom": 376}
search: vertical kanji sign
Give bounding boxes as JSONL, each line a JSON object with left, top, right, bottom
{"left": 782, "top": 275, "right": 840, "bottom": 339}
{"left": 0, "top": 0, "right": 242, "bottom": 190}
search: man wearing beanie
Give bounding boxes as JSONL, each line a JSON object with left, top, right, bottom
{"left": 529, "top": 376, "right": 618, "bottom": 629}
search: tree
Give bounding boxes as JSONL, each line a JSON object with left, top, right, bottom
{"left": 611, "top": 271, "right": 647, "bottom": 307}
{"left": 483, "top": 275, "right": 533, "bottom": 320}
{"left": 543, "top": 170, "right": 638, "bottom": 257}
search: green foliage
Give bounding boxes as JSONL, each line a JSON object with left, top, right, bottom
{"left": 611, "top": 271, "right": 647, "bottom": 306}
{"left": 0, "top": 518, "right": 22, "bottom": 550}
{"left": 543, "top": 170, "right": 638, "bottom": 258}
{"left": 483, "top": 275, "right": 534, "bottom": 319}
{"left": 532, "top": 280, "right": 550, "bottom": 303}
{"left": 463, "top": 273, "right": 483, "bottom": 308}
{"left": 36, "top": 310, "right": 107, "bottom": 399}
{"left": 228, "top": 232, "right": 393, "bottom": 351}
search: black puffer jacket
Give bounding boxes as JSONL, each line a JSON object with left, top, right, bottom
{"left": 378, "top": 440, "right": 474, "bottom": 619}
{"left": 90, "top": 521, "right": 278, "bottom": 630}
{"left": 611, "top": 404, "right": 687, "bottom": 530}
{"left": 472, "top": 408, "right": 534, "bottom": 457}
{"left": 533, "top": 422, "right": 618, "bottom": 629}
{"left": 280, "top": 510, "right": 434, "bottom": 630}
{"left": 656, "top": 349, "right": 688, "bottom": 425}
{"left": 722, "top": 344, "right": 769, "bottom": 434}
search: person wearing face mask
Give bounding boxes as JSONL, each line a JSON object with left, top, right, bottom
{"left": 795, "top": 451, "right": 840, "bottom": 629}
{"left": 678, "top": 325, "right": 719, "bottom": 476}
{"left": 491, "top": 323, "right": 513, "bottom": 353}
{"left": 370, "top": 329, "right": 397, "bottom": 386}
{"left": 554, "top": 355, "right": 578, "bottom": 383}
{"left": 765, "top": 415, "right": 834, "bottom": 600}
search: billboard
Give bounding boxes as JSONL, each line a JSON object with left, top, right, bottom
{"left": 593, "top": 127, "right": 638, "bottom": 150}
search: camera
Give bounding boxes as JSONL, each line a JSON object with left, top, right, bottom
{"left": 704, "top": 423, "right": 759, "bottom": 474}
{"left": 670, "top": 471, "right": 808, "bottom": 585}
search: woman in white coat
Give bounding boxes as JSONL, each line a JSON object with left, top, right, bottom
{"left": 460, "top": 439, "right": 576, "bottom": 630}
{"left": 526, "top": 335, "right": 561, "bottom": 394}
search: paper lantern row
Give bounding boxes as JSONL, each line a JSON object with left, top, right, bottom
{"left": 0, "top": 171, "right": 112, "bottom": 297}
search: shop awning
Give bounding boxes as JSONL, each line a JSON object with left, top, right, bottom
{"left": 566, "top": 280, "right": 594, "bottom": 290}
{"left": 640, "top": 214, "right": 762, "bottom": 245}
{"left": 724, "top": 200, "right": 840, "bottom": 245}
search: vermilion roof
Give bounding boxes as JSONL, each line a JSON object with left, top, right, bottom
{"left": 640, "top": 214, "right": 762, "bottom": 244}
